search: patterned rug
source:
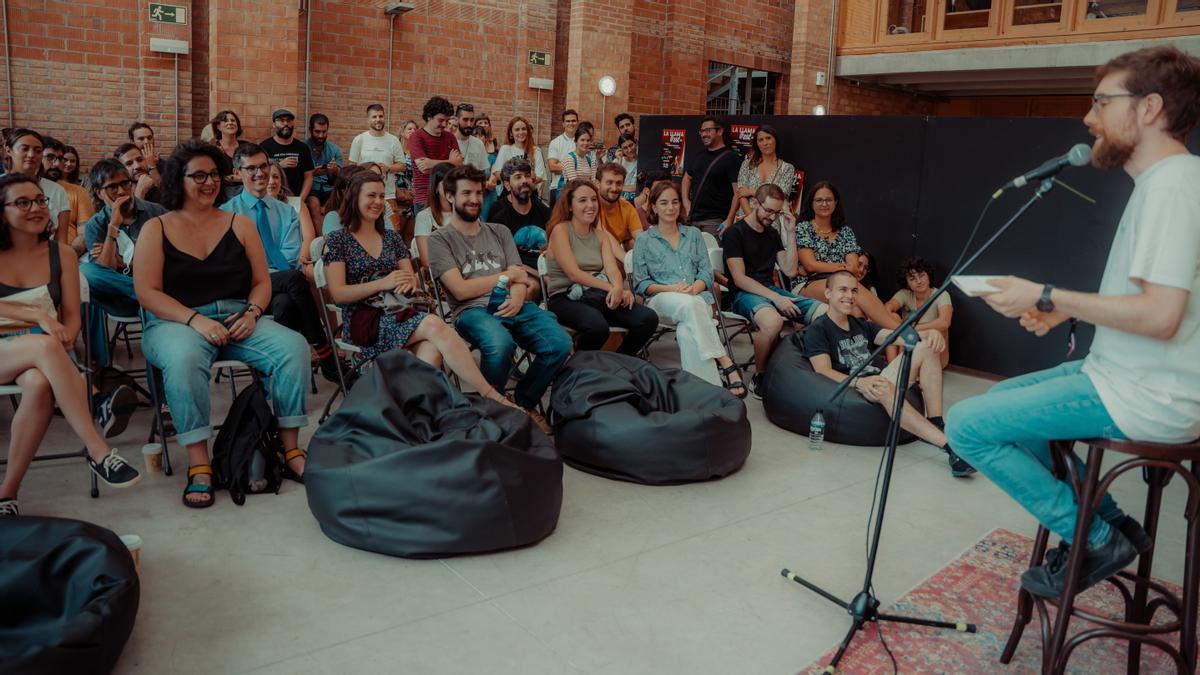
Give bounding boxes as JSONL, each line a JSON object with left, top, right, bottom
{"left": 803, "top": 528, "right": 1186, "bottom": 673}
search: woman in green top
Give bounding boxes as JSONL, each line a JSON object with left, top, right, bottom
{"left": 544, "top": 179, "right": 658, "bottom": 354}
{"left": 885, "top": 256, "right": 953, "bottom": 367}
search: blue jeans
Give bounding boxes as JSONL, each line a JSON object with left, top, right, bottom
{"left": 454, "top": 303, "right": 572, "bottom": 410}
{"left": 80, "top": 261, "right": 141, "bottom": 366}
{"left": 946, "top": 360, "right": 1126, "bottom": 548}
{"left": 142, "top": 299, "right": 310, "bottom": 446}
{"left": 730, "top": 285, "right": 821, "bottom": 325}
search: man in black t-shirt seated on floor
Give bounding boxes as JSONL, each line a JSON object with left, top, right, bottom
{"left": 804, "top": 270, "right": 975, "bottom": 478}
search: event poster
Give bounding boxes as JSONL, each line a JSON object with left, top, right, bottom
{"left": 730, "top": 124, "right": 758, "bottom": 156}
{"left": 790, "top": 168, "right": 805, "bottom": 214}
{"left": 661, "top": 129, "right": 686, "bottom": 176}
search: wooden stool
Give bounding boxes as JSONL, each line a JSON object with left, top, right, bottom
{"left": 1000, "top": 437, "right": 1200, "bottom": 674}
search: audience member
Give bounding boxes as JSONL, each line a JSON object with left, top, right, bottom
{"left": 395, "top": 119, "right": 419, "bottom": 238}
{"left": 474, "top": 113, "right": 500, "bottom": 218}
{"left": 487, "top": 156, "right": 551, "bottom": 269}
{"left": 426, "top": 165, "right": 568, "bottom": 430}
{"left": 547, "top": 109, "right": 580, "bottom": 205}
{"left": 615, "top": 133, "right": 639, "bottom": 201}
{"left": 265, "top": 160, "right": 319, "bottom": 271}
{"left": 544, "top": 178, "right": 658, "bottom": 354}
{"left": 491, "top": 117, "right": 547, "bottom": 197}
{"left": 736, "top": 125, "right": 796, "bottom": 217}
{"left": 724, "top": 183, "right": 817, "bottom": 397}
{"left": 60, "top": 145, "right": 82, "bottom": 185}
{"left": 349, "top": 104, "right": 406, "bottom": 231}
{"left": 127, "top": 122, "right": 165, "bottom": 175}
{"left": 603, "top": 112, "right": 637, "bottom": 163}
{"left": 632, "top": 168, "right": 673, "bottom": 228}
{"left": 320, "top": 164, "right": 370, "bottom": 235}
{"left": 304, "top": 113, "right": 342, "bottom": 231}
{"left": 794, "top": 181, "right": 899, "bottom": 328}
{"left": 210, "top": 109, "right": 243, "bottom": 198}
{"left": 0, "top": 174, "right": 141, "bottom": 517}
{"left": 595, "top": 162, "right": 643, "bottom": 251}
{"left": 42, "top": 136, "right": 92, "bottom": 252}
{"left": 133, "top": 140, "right": 311, "bottom": 508}
{"left": 884, "top": 257, "right": 952, "bottom": 367}
{"left": 7, "top": 129, "right": 71, "bottom": 238}
{"left": 632, "top": 181, "right": 745, "bottom": 396}
{"left": 259, "top": 109, "right": 314, "bottom": 206}
{"left": 114, "top": 142, "right": 163, "bottom": 204}
{"left": 681, "top": 116, "right": 739, "bottom": 236}
{"left": 220, "top": 143, "right": 341, "bottom": 382}
{"left": 561, "top": 122, "right": 596, "bottom": 183}
{"left": 412, "top": 161, "right": 455, "bottom": 265}
{"left": 453, "top": 103, "right": 489, "bottom": 173}
{"left": 806, "top": 269, "right": 974, "bottom": 477}
{"left": 408, "top": 97, "right": 463, "bottom": 215}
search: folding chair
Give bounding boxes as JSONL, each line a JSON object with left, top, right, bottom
{"left": 537, "top": 252, "right": 627, "bottom": 343}
{"left": 0, "top": 273, "right": 101, "bottom": 497}
{"left": 310, "top": 236, "right": 373, "bottom": 422}
{"left": 622, "top": 248, "right": 674, "bottom": 359}
{"left": 707, "top": 245, "right": 755, "bottom": 373}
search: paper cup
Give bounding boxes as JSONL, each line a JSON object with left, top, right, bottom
{"left": 119, "top": 534, "right": 142, "bottom": 572}
{"left": 141, "top": 443, "right": 164, "bottom": 473}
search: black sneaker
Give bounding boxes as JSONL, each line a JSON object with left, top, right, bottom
{"left": 95, "top": 385, "right": 137, "bottom": 438}
{"left": 750, "top": 374, "right": 764, "bottom": 400}
{"left": 0, "top": 498, "right": 18, "bottom": 517}
{"left": 87, "top": 449, "right": 142, "bottom": 488}
{"left": 947, "top": 450, "right": 976, "bottom": 478}
{"left": 1020, "top": 528, "right": 1138, "bottom": 598}
{"left": 1046, "top": 515, "right": 1152, "bottom": 567}
{"left": 318, "top": 354, "right": 348, "bottom": 384}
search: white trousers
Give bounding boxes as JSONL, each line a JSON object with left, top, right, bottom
{"left": 646, "top": 292, "right": 728, "bottom": 385}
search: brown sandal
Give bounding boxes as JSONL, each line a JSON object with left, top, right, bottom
{"left": 281, "top": 448, "right": 306, "bottom": 484}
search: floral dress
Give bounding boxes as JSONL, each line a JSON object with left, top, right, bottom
{"left": 323, "top": 228, "right": 428, "bottom": 365}
{"left": 795, "top": 220, "right": 860, "bottom": 284}
{"left": 737, "top": 157, "right": 798, "bottom": 200}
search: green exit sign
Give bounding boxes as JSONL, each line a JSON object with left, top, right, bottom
{"left": 528, "top": 50, "right": 551, "bottom": 67}
{"left": 149, "top": 3, "right": 187, "bottom": 25}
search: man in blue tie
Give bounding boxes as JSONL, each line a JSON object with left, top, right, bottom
{"left": 221, "top": 142, "right": 342, "bottom": 382}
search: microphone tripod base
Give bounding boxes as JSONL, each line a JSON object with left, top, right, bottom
{"left": 779, "top": 570, "right": 977, "bottom": 671}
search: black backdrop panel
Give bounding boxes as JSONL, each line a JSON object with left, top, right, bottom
{"left": 638, "top": 114, "right": 1198, "bottom": 377}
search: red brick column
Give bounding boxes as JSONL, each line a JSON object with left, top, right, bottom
{"left": 208, "top": 0, "right": 299, "bottom": 142}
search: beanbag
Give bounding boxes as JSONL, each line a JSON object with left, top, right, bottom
{"left": 0, "top": 517, "right": 140, "bottom": 675}
{"left": 306, "top": 349, "right": 562, "bottom": 558}
{"left": 550, "top": 351, "right": 751, "bottom": 484}
{"left": 762, "top": 331, "right": 923, "bottom": 446}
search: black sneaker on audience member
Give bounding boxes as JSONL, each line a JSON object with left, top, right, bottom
{"left": 1021, "top": 528, "right": 1137, "bottom": 598}
{"left": 318, "top": 353, "right": 348, "bottom": 384}
{"left": 0, "top": 498, "right": 18, "bottom": 517}
{"left": 1045, "top": 514, "right": 1152, "bottom": 567}
{"left": 95, "top": 384, "right": 138, "bottom": 438}
{"left": 944, "top": 445, "right": 976, "bottom": 478}
{"left": 86, "top": 449, "right": 142, "bottom": 488}
{"left": 750, "top": 374, "right": 765, "bottom": 400}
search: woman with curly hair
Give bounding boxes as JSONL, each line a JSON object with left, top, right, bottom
{"left": 885, "top": 256, "right": 953, "bottom": 366}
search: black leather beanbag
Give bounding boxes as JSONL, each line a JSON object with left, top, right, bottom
{"left": 549, "top": 351, "right": 751, "bottom": 484}
{"left": 762, "top": 331, "right": 923, "bottom": 446}
{"left": 306, "top": 349, "right": 562, "bottom": 558}
{"left": 0, "top": 517, "right": 139, "bottom": 675}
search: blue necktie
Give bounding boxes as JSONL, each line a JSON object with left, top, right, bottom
{"left": 254, "top": 199, "right": 290, "bottom": 272}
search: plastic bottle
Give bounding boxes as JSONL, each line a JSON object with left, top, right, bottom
{"left": 486, "top": 275, "right": 510, "bottom": 314}
{"left": 809, "top": 410, "right": 825, "bottom": 452}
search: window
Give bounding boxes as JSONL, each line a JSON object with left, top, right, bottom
{"left": 887, "top": 0, "right": 929, "bottom": 35}
{"left": 706, "top": 62, "right": 778, "bottom": 116}
{"left": 1013, "top": 0, "right": 1064, "bottom": 26}
{"left": 1085, "top": 0, "right": 1149, "bottom": 19}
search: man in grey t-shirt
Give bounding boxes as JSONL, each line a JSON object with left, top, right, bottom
{"left": 426, "top": 165, "right": 571, "bottom": 414}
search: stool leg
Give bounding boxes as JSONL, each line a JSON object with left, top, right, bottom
{"left": 1181, "top": 461, "right": 1200, "bottom": 672}
{"left": 1126, "top": 467, "right": 1170, "bottom": 674}
{"left": 1048, "top": 445, "right": 1105, "bottom": 675}
{"left": 1002, "top": 524, "right": 1052, "bottom": 663}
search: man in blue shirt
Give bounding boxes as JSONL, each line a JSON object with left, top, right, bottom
{"left": 304, "top": 113, "right": 342, "bottom": 229}
{"left": 221, "top": 142, "right": 341, "bottom": 382}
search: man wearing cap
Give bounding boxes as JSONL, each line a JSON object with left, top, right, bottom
{"left": 487, "top": 156, "right": 550, "bottom": 269}
{"left": 260, "top": 108, "right": 315, "bottom": 205}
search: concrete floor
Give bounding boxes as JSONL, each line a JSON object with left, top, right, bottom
{"left": 3, "top": 337, "right": 1190, "bottom": 675}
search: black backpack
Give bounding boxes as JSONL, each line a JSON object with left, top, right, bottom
{"left": 211, "top": 378, "right": 285, "bottom": 505}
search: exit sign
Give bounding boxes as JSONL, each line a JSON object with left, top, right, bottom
{"left": 528, "top": 50, "right": 552, "bottom": 67}
{"left": 149, "top": 3, "right": 187, "bottom": 25}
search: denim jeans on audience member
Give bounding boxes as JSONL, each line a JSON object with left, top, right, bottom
{"left": 454, "top": 303, "right": 572, "bottom": 410}
{"left": 142, "top": 299, "right": 310, "bottom": 446}
{"left": 945, "top": 360, "right": 1126, "bottom": 549}
{"left": 80, "top": 261, "right": 141, "bottom": 366}
{"left": 729, "top": 285, "right": 821, "bottom": 326}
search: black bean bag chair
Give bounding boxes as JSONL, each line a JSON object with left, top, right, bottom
{"left": 762, "top": 331, "right": 924, "bottom": 446}
{"left": 306, "top": 349, "right": 562, "bottom": 558}
{"left": 549, "top": 351, "right": 751, "bottom": 484}
{"left": 0, "top": 517, "right": 139, "bottom": 675}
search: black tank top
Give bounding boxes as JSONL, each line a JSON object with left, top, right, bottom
{"left": 160, "top": 214, "right": 252, "bottom": 308}
{"left": 0, "top": 242, "right": 62, "bottom": 308}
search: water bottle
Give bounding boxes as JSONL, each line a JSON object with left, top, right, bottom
{"left": 809, "top": 410, "right": 825, "bottom": 452}
{"left": 486, "top": 275, "right": 510, "bottom": 314}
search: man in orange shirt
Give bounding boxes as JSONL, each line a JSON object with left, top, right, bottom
{"left": 595, "top": 162, "right": 643, "bottom": 251}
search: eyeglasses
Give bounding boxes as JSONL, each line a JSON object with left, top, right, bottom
{"left": 43, "top": 153, "right": 63, "bottom": 163}
{"left": 5, "top": 196, "right": 49, "bottom": 210}
{"left": 101, "top": 179, "right": 135, "bottom": 197}
{"left": 238, "top": 162, "right": 270, "bottom": 176}
{"left": 185, "top": 170, "right": 223, "bottom": 184}
{"left": 814, "top": 197, "right": 836, "bottom": 205}
{"left": 759, "top": 206, "right": 782, "bottom": 218}
{"left": 1091, "top": 92, "right": 1140, "bottom": 112}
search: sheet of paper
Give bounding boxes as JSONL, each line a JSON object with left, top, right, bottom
{"left": 951, "top": 275, "right": 1002, "bottom": 297}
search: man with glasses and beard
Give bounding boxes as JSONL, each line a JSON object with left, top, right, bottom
{"left": 41, "top": 136, "right": 93, "bottom": 253}
{"left": 114, "top": 142, "right": 163, "bottom": 205}
{"left": 486, "top": 156, "right": 551, "bottom": 268}
{"left": 947, "top": 46, "right": 1200, "bottom": 600}
{"left": 260, "top": 108, "right": 315, "bottom": 204}
{"left": 349, "top": 103, "right": 406, "bottom": 229}
{"left": 426, "top": 166, "right": 569, "bottom": 433}
{"left": 681, "top": 116, "right": 740, "bottom": 237}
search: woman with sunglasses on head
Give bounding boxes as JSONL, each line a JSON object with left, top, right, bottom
{"left": 133, "top": 140, "right": 311, "bottom": 509}
{"left": 0, "top": 175, "right": 142, "bottom": 517}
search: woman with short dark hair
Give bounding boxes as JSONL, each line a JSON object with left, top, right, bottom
{"left": 886, "top": 256, "right": 953, "bottom": 366}
{"left": 736, "top": 125, "right": 796, "bottom": 217}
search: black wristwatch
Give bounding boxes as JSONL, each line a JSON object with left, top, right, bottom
{"left": 1036, "top": 284, "right": 1055, "bottom": 313}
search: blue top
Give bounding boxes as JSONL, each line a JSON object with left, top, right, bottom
{"left": 219, "top": 191, "right": 302, "bottom": 271}
{"left": 306, "top": 138, "right": 344, "bottom": 193}
{"left": 322, "top": 210, "right": 342, "bottom": 236}
{"left": 83, "top": 197, "right": 167, "bottom": 252}
{"left": 631, "top": 225, "right": 714, "bottom": 305}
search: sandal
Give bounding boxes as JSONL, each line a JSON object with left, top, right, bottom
{"left": 721, "top": 365, "right": 748, "bottom": 399}
{"left": 281, "top": 448, "right": 306, "bottom": 485}
{"left": 182, "top": 464, "right": 215, "bottom": 509}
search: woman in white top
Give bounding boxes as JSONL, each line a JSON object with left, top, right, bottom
{"left": 562, "top": 123, "right": 596, "bottom": 184}
{"left": 412, "top": 161, "right": 456, "bottom": 267}
{"left": 885, "top": 256, "right": 953, "bottom": 367}
{"left": 736, "top": 125, "right": 796, "bottom": 217}
{"left": 616, "top": 133, "right": 639, "bottom": 202}
{"left": 489, "top": 116, "right": 547, "bottom": 195}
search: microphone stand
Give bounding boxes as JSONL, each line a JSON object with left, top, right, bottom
{"left": 780, "top": 177, "right": 1058, "bottom": 672}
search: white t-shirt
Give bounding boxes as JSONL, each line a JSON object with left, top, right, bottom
{"left": 40, "top": 178, "right": 70, "bottom": 234}
{"left": 456, "top": 134, "right": 490, "bottom": 174}
{"left": 348, "top": 131, "right": 404, "bottom": 198}
{"left": 413, "top": 208, "right": 449, "bottom": 237}
{"left": 1082, "top": 153, "right": 1200, "bottom": 443}
{"left": 493, "top": 144, "right": 548, "bottom": 195}
{"left": 547, "top": 132, "right": 574, "bottom": 190}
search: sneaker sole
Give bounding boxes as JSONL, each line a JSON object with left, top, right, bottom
{"left": 90, "top": 468, "right": 143, "bottom": 489}
{"left": 101, "top": 387, "right": 139, "bottom": 438}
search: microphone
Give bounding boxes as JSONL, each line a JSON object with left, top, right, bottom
{"left": 996, "top": 144, "right": 1091, "bottom": 196}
